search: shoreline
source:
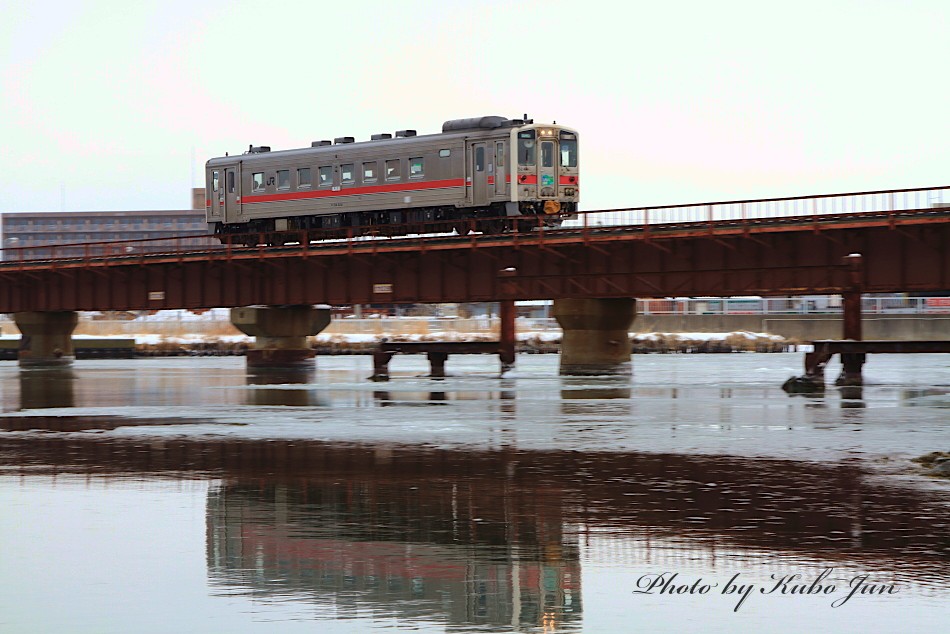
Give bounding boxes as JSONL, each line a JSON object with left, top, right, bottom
{"left": 4, "top": 331, "right": 796, "bottom": 358}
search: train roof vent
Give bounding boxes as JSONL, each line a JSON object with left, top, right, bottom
{"left": 312, "top": 140, "right": 332, "bottom": 147}
{"left": 395, "top": 129, "right": 417, "bottom": 138}
{"left": 509, "top": 119, "right": 524, "bottom": 126}
{"left": 334, "top": 136, "right": 355, "bottom": 144}
{"left": 441, "top": 116, "right": 509, "bottom": 132}
{"left": 371, "top": 133, "right": 393, "bottom": 141}
{"left": 248, "top": 145, "right": 271, "bottom": 153}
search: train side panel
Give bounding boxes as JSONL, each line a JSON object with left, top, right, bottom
{"left": 205, "top": 116, "right": 574, "bottom": 236}
{"left": 236, "top": 137, "right": 470, "bottom": 223}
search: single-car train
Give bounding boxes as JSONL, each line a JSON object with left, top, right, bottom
{"left": 205, "top": 115, "right": 578, "bottom": 242}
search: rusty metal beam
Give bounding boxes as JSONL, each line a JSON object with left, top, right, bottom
{"left": 0, "top": 216, "right": 948, "bottom": 312}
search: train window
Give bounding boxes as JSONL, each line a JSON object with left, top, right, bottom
{"left": 212, "top": 171, "right": 220, "bottom": 192}
{"left": 363, "top": 162, "right": 377, "bottom": 182}
{"left": 385, "top": 159, "right": 400, "bottom": 181}
{"left": 517, "top": 131, "right": 536, "bottom": 166}
{"left": 475, "top": 146, "right": 485, "bottom": 172}
{"left": 277, "top": 170, "right": 290, "bottom": 190}
{"left": 496, "top": 142, "right": 504, "bottom": 167}
{"left": 227, "top": 171, "right": 235, "bottom": 193}
{"left": 298, "top": 168, "right": 311, "bottom": 188}
{"left": 409, "top": 157, "right": 424, "bottom": 179}
{"left": 560, "top": 135, "right": 578, "bottom": 167}
{"left": 341, "top": 164, "right": 355, "bottom": 184}
{"left": 252, "top": 172, "right": 265, "bottom": 192}
{"left": 439, "top": 149, "right": 451, "bottom": 158}
{"left": 541, "top": 142, "right": 554, "bottom": 168}
{"left": 318, "top": 166, "right": 332, "bottom": 187}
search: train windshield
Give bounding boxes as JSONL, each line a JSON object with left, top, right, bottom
{"left": 560, "top": 132, "right": 577, "bottom": 167}
{"left": 517, "top": 131, "right": 536, "bottom": 166}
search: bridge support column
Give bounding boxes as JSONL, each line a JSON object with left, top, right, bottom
{"left": 427, "top": 351, "right": 448, "bottom": 378}
{"left": 13, "top": 311, "right": 79, "bottom": 367}
{"left": 498, "top": 268, "right": 518, "bottom": 376}
{"left": 231, "top": 305, "right": 330, "bottom": 369}
{"left": 837, "top": 254, "right": 865, "bottom": 386}
{"left": 553, "top": 298, "right": 636, "bottom": 376}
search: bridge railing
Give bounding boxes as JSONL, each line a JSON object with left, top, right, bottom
{"left": 2, "top": 186, "right": 949, "bottom": 266}
{"left": 0, "top": 234, "right": 221, "bottom": 265}
{"left": 568, "top": 185, "right": 950, "bottom": 229}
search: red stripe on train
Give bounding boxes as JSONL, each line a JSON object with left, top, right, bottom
{"left": 241, "top": 178, "right": 466, "bottom": 205}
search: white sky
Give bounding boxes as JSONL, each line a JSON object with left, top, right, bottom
{"left": 1, "top": 0, "right": 947, "bottom": 213}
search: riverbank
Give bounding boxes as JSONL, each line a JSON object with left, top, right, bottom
{"left": 2, "top": 331, "right": 794, "bottom": 357}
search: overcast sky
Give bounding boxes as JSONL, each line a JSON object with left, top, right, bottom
{"left": 1, "top": 0, "right": 947, "bottom": 213}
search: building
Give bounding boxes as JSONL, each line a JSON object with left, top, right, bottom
{"left": 1, "top": 188, "right": 215, "bottom": 261}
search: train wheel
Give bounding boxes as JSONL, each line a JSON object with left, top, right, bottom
{"left": 478, "top": 219, "right": 507, "bottom": 234}
{"left": 516, "top": 219, "right": 537, "bottom": 233}
{"left": 219, "top": 234, "right": 250, "bottom": 247}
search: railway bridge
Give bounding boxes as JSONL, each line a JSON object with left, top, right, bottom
{"left": 1, "top": 186, "right": 948, "bottom": 374}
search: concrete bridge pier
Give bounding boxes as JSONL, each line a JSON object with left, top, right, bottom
{"left": 13, "top": 311, "right": 79, "bottom": 367}
{"left": 553, "top": 298, "right": 636, "bottom": 376}
{"left": 231, "top": 305, "right": 330, "bottom": 369}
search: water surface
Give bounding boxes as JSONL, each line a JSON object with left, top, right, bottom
{"left": 1, "top": 354, "right": 947, "bottom": 633}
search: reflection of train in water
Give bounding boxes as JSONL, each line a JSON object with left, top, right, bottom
{"left": 206, "top": 479, "right": 581, "bottom": 629}
{"left": 205, "top": 115, "right": 579, "bottom": 242}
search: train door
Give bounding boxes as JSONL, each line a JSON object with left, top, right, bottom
{"left": 538, "top": 138, "right": 557, "bottom": 198}
{"left": 471, "top": 142, "right": 488, "bottom": 207}
{"left": 224, "top": 164, "right": 242, "bottom": 223}
{"left": 493, "top": 141, "right": 506, "bottom": 196}
{"left": 208, "top": 168, "right": 224, "bottom": 222}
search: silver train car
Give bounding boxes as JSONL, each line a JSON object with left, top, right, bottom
{"left": 205, "top": 115, "right": 578, "bottom": 242}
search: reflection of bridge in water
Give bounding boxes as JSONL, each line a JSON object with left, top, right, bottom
{"left": 2, "top": 431, "right": 946, "bottom": 564}
{"left": 13, "top": 364, "right": 950, "bottom": 418}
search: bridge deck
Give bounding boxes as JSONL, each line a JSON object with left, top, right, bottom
{"left": 1, "top": 184, "right": 948, "bottom": 270}
{"left": 1, "top": 185, "right": 948, "bottom": 312}
{"left": 372, "top": 342, "right": 502, "bottom": 381}
{"left": 379, "top": 341, "right": 502, "bottom": 354}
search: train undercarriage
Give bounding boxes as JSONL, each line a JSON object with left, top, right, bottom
{"left": 214, "top": 202, "right": 575, "bottom": 246}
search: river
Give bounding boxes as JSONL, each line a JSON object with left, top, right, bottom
{"left": 0, "top": 354, "right": 947, "bottom": 633}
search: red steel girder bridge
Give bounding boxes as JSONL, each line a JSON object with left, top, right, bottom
{"left": 1, "top": 186, "right": 948, "bottom": 312}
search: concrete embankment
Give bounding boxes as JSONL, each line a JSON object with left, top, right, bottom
{"left": 2, "top": 313, "right": 948, "bottom": 341}
{"left": 637, "top": 314, "right": 950, "bottom": 340}
{"left": 1, "top": 332, "right": 790, "bottom": 358}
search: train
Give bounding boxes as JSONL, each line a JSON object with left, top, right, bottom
{"left": 205, "top": 115, "right": 578, "bottom": 243}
